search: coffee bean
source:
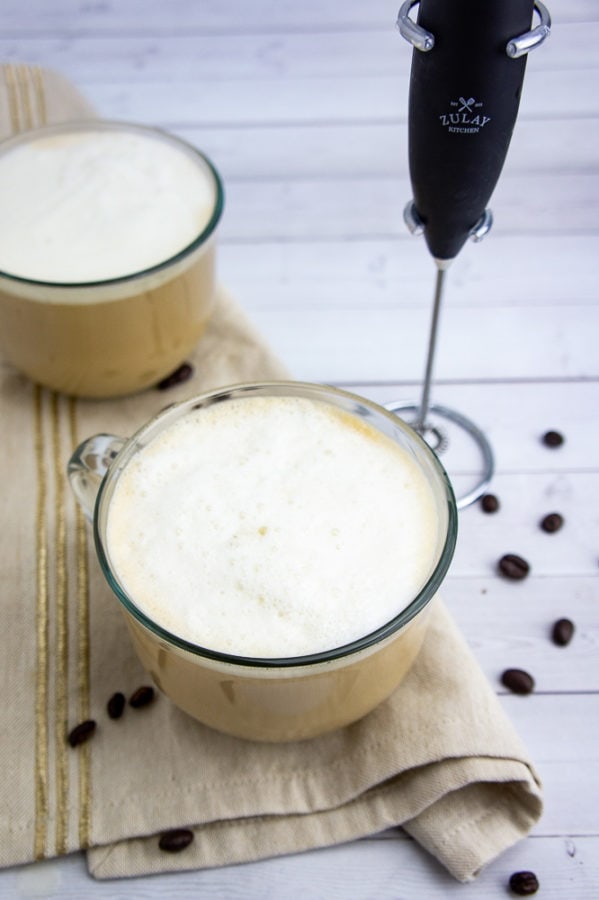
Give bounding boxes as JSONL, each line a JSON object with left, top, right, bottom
{"left": 107, "top": 692, "right": 126, "bottom": 719}
{"left": 540, "top": 512, "right": 563, "bottom": 533}
{"left": 542, "top": 430, "right": 564, "bottom": 448}
{"left": 158, "top": 828, "right": 194, "bottom": 853}
{"left": 481, "top": 493, "right": 500, "bottom": 513}
{"left": 498, "top": 554, "right": 530, "bottom": 580}
{"left": 156, "top": 362, "right": 194, "bottom": 391}
{"left": 552, "top": 617, "right": 575, "bottom": 647}
{"left": 68, "top": 720, "right": 97, "bottom": 747}
{"left": 129, "top": 685, "right": 155, "bottom": 709}
{"left": 501, "top": 669, "right": 535, "bottom": 695}
{"left": 509, "top": 870, "right": 539, "bottom": 895}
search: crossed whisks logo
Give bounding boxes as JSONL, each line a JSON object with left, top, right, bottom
{"left": 439, "top": 96, "right": 491, "bottom": 134}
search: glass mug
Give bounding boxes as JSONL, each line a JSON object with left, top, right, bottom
{"left": 0, "top": 120, "right": 224, "bottom": 398}
{"left": 68, "top": 382, "right": 458, "bottom": 742}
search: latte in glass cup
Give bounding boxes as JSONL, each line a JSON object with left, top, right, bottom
{"left": 0, "top": 120, "right": 223, "bottom": 397}
{"left": 69, "top": 383, "right": 457, "bottom": 741}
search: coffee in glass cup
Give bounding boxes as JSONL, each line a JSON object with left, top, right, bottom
{"left": 68, "top": 382, "right": 457, "bottom": 741}
{"left": 0, "top": 120, "right": 224, "bottom": 397}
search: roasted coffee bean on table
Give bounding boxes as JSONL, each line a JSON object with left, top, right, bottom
{"left": 498, "top": 554, "right": 530, "bottom": 580}
{"left": 542, "top": 429, "right": 564, "bottom": 448}
{"left": 501, "top": 669, "right": 535, "bottom": 695}
{"left": 509, "top": 869, "right": 540, "bottom": 895}
{"left": 158, "top": 828, "right": 194, "bottom": 853}
{"left": 552, "top": 617, "right": 575, "bottom": 647}
{"left": 129, "top": 685, "right": 156, "bottom": 708}
{"left": 67, "top": 719, "right": 97, "bottom": 747}
{"left": 156, "top": 362, "right": 194, "bottom": 391}
{"left": 540, "top": 512, "right": 564, "bottom": 533}
{"left": 107, "top": 691, "right": 126, "bottom": 719}
{"left": 480, "top": 493, "right": 500, "bottom": 513}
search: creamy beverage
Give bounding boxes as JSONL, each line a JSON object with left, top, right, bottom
{"left": 0, "top": 121, "right": 223, "bottom": 397}
{"left": 70, "top": 383, "right": 457, "bottom": 741}
{"left": 106, "top": 395, "right": 439, "bottom": 658}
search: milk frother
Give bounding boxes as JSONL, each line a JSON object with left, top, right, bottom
{"left": 390, "top": 0, "right": 551, "bottom": 507}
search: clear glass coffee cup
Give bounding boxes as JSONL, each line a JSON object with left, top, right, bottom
{"left": 68, "top": 382, "right": 458, "bottom": 742}
{"left": 0, "top": 120, "right": 224, "bottom": 398}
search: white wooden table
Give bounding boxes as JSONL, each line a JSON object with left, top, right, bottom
{"left": 1, "top": 1, "right": 597, "bottom": 896}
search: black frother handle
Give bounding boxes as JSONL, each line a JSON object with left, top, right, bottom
{"left": 408, "top": 0, "right": 534, "bottom": 262}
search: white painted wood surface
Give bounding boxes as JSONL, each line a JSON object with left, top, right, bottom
{"left": 1, "top": 1, "right": 597, "bottom": 896}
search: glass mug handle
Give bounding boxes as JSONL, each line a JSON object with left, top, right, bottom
{"left": 67, "top": 434, "right": 126, "bottom": 520}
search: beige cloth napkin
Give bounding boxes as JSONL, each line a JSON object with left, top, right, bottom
{"left": 0, "top": 65, "right": 542, "bottom": 883}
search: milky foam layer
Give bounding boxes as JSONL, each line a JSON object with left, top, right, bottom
{"left": 0, "top": 128, "right": 216, "bottom": 283}
{"left": 106, "top": 395, "right": 439, "bottom": 658}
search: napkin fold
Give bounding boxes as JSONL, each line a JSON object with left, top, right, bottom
{"left": 0, "top": 65, "right": 542, "bottom": 883}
